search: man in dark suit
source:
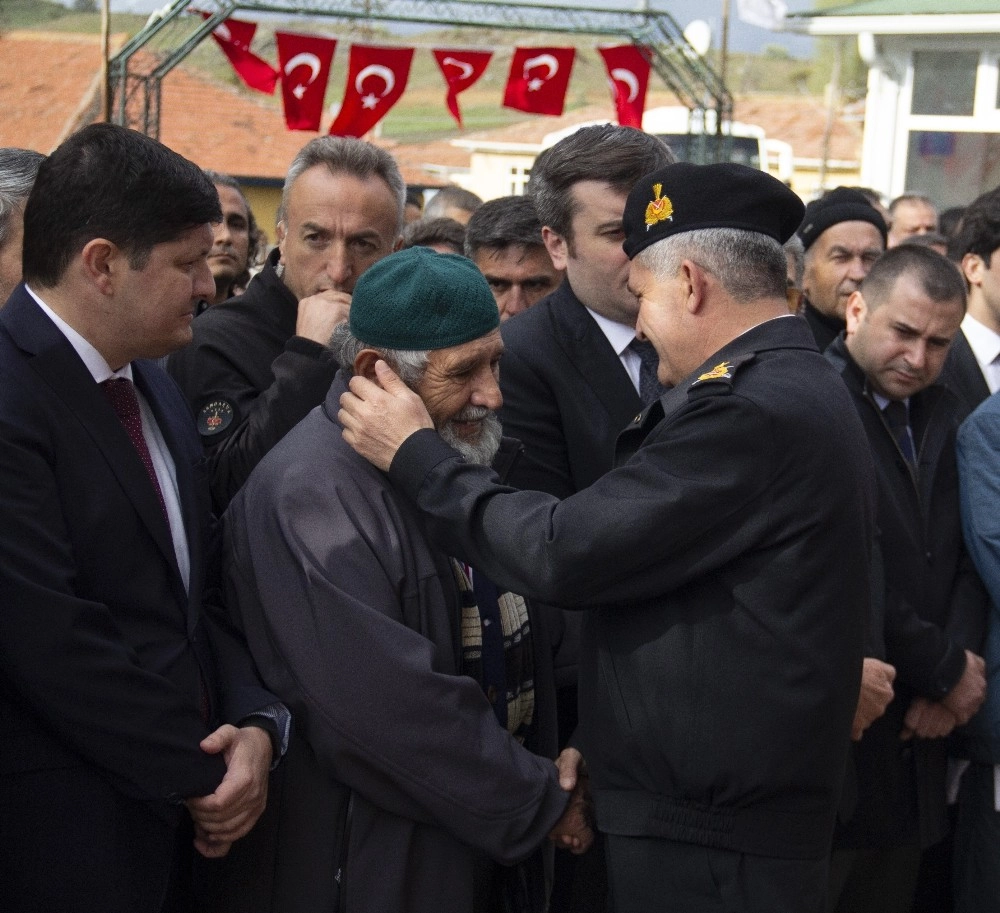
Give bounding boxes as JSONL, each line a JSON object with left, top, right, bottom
{"left": 497, "top": 123, "right": 674, "bottom": 911}
{"left": 939, "top": 185, "right": 1000, "bottom": 418}
{"left": 0, "top": 123, "right": 284, "bottom": 913}
{"left": 824, "top": 245, "right": 987, "bottom": 913}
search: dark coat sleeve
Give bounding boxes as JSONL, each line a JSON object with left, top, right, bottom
{"left": 166, "top": 288, "right": 339, "bottom": 511}
{"left": 223, "top": 461, "right": 568, "bottom": 865}
{"left": 392, "top": 392, "right": 798, "bottom": 607}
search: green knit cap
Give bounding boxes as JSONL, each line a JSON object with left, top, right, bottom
{"left": 349, "top": 247, "right": 500, "bottom": 350}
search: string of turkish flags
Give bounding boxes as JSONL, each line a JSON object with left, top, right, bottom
{"left": 201, "top": 13, "right": 651, "bottom": 135}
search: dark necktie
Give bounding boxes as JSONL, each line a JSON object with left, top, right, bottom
{"left": 101, "top": 378, "right": 169, "bottom": 522}
{"left": 883, "top": 399, "right": 916, "bottom": 467}
{"left": 629, "top": 338, "right": 667, "bottom": 406}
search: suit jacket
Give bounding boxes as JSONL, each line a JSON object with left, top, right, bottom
{"left": 499, "top": 280, "right": 642, "bottom": 501}
{"left": 499, "top": 283, "right": 641, "bottom": 700}
{"left": 0, "top": 286, "right": 277, "bottom": 912}
{"left": 826, "top": 336, "right": 988, "bottom": 850}
{"left": 939, "top": 328, "right": 991, "bottom": 422}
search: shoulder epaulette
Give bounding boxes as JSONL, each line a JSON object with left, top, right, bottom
{"left": 687, "top": 353, "right": 756, "bottom": 396}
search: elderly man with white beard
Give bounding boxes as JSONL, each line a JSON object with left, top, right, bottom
{"left": 215, "top": 246, "right": 591, "bottom": 913}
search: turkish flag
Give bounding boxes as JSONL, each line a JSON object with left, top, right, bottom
{"left": 329, "top": 44, "right": 414, "bottom": 138}
{"left": 503, "top": 46, "right": 575, "bottom": 116}
{"left": 598, "top": 45, "right": 652, "bottom": 129}
{"left": 200, "top": 13, "right": 278, "bottom": 94}
{"left": 432, "top": 49, "right": 492, "bottom": 128}
{"left": 276, "top": 31, "right": 337, "bottom": 131}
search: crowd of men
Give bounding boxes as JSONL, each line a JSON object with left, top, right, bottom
{"left": 2, "top": 121, "right": 1000, "bottom": 913}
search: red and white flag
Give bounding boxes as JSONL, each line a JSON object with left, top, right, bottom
{"left": 432, "top": 49, "right": 492, "bottom": 128}
{"left": 503, "top": 46, "right": 575, "bottom": 116}
{"left": 329, "top": 44, "right": 414, "bottom": 138}
{"left": 598, "top": 45, "right": 652, "bottom": 129}
{"left": 276, "top": 31, "right": 337, "bottom": 132}
{"left": 200, "top": 13, "right": 278, "bottom": 94}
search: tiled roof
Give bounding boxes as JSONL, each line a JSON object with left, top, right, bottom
{"left": 0, "top": 30, "right": 451, "bottom": 186}
{"left": 0, "top": 31, "right": 860, "bottom": 183}
{"left": 0, "top": 30, "right": 115, "bottom": 151}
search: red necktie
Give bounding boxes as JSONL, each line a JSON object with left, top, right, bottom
{"left": 101, "top": 378, "right": 169, "bottom": 523}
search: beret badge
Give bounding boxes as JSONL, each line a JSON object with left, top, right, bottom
{"left": 645, "top": 183, "right": 674, "bottom": 231}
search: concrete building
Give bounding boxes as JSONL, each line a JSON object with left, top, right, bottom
{"left": 786, "top": 1, "right": 1000, "bottom": 206}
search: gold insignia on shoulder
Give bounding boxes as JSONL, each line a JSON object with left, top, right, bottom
{"left": 696, "top": 361, "right": 732, "bottom": 382}
{"left": 644, "top": 183, "right": 674, "bottom": 231}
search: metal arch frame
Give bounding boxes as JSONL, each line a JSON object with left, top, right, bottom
{"left": 109, "top": 0, "right": 732, "bottom": 154}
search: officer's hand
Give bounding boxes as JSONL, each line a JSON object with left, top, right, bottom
{"left": 901, "top": 697, "right": 957, "bottom": 741}
{"left": 852, "top": 657, "right": 895, "bottom": 740}
{"left": 295, "top": 289, "right": 351, "bottom": 344}
{"left": 941, "top": 650, "right": 986, "bottom": 725}
{"left": 339, "top": 360, "right": 434, "bottom": 471}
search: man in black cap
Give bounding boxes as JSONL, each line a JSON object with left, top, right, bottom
{"left": 798, "top": 186, "right": 888, "bottom": 352}
{"left": 338, "top": 163, "right": 877, "bottom": 913}
{"left": 218, "top": 247, "right": 591, "bottom": 913}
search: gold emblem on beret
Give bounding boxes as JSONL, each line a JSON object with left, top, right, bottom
{"left": 696, "top": 361, "right": 732, "bottom": 382}
{"left": 644, "top": 183, "right": 674, "bottom": 231}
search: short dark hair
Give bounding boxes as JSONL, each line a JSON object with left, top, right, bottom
{"left": 939, "top": 206, "right": 966, "bottom": 241}
{"left": 527, "top": 124, "right": 674, "bottom": 241}
{"left": 861, "top": 244, "right": 966, "bottom": 312}
{"left": 401, "top": 217, "right": 466, "bottom": 255}
{"left": 948, "top": 187, "right": 1000, "bottom": 267}
{"left": 0, "top": 148, "right": 44, "bottom": 246}
{"left": 204, "top": 169, "right": 266, "bottom": 272}
{"left": 464, "top": 195, "right": 544, "bottom": 259}
{"left": 23, "top": 124, "right": 220, "bottom": 288}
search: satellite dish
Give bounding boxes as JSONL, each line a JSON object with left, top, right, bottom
{"left": 683, "top": 19, "right": 712, "bottom": 57}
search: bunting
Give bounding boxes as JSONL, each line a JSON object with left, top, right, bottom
{"left": 200, "top": 13, "right": 278, "bottom": 94}
{"left": 329, "top": 44, "right": 415, "bottom": 137}
{"left": 598, "top": 45, "right": 652, "bottom": 129}
{"left": 503, "top": 47, "right": 575, "bottom": 117}
{"left": 432, "top": 49, "right": 493, "bottom": 128}
{"left": 276, "top": 31, "right": 337, "bottom": 132}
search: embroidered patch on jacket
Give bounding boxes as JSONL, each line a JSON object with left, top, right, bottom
{"left": 197, "top": 400, "right": 234, "bottom": 437}
{"left": 694, "top": 361, "right": 733, "bottom": 384}
{"left": 645, "top": 183, "right": 674, "bottom": 231}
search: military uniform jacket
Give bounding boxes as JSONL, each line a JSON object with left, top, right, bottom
{"left": 826, "top": 335, "right": 987, "bottom": 849}
{"left": 167, "top": 250, "right": 340, "bottom": 512}
{"left": 217, "top": 375, "right": 567, "bottom": 913}
{"left": 389, "top": 315, "right": 876, "bottom": 861}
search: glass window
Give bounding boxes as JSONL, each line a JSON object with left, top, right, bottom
{"left": 906, "top": 131, "right": 1000, "bottom": 207}
{"left": 911, "top": 51, "right": 978, "bottom": 117}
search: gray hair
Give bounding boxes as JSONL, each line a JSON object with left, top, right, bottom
{"left": 329, "top": 322, "right": 430, "bottom": 386}
{"left": 423, "top": 185, "right": 483, "bottom": 221}
{"left": 279, "top": 137, "right": 405, "bottom": 231}
{"left": 637, "top": 227, "right": 788, "bottom": 303}
{"left": 784, "top": 233, "right": 805, "bottom": 288}
{"left": 0, "top": 148, "right": 44, "bottom": 246}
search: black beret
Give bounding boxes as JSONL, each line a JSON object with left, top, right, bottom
{"left": 622, "top": 162, "right": 805, "bottom": 259}
{"left": 796, "top": 187, "right": 888, "bottom": 251}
